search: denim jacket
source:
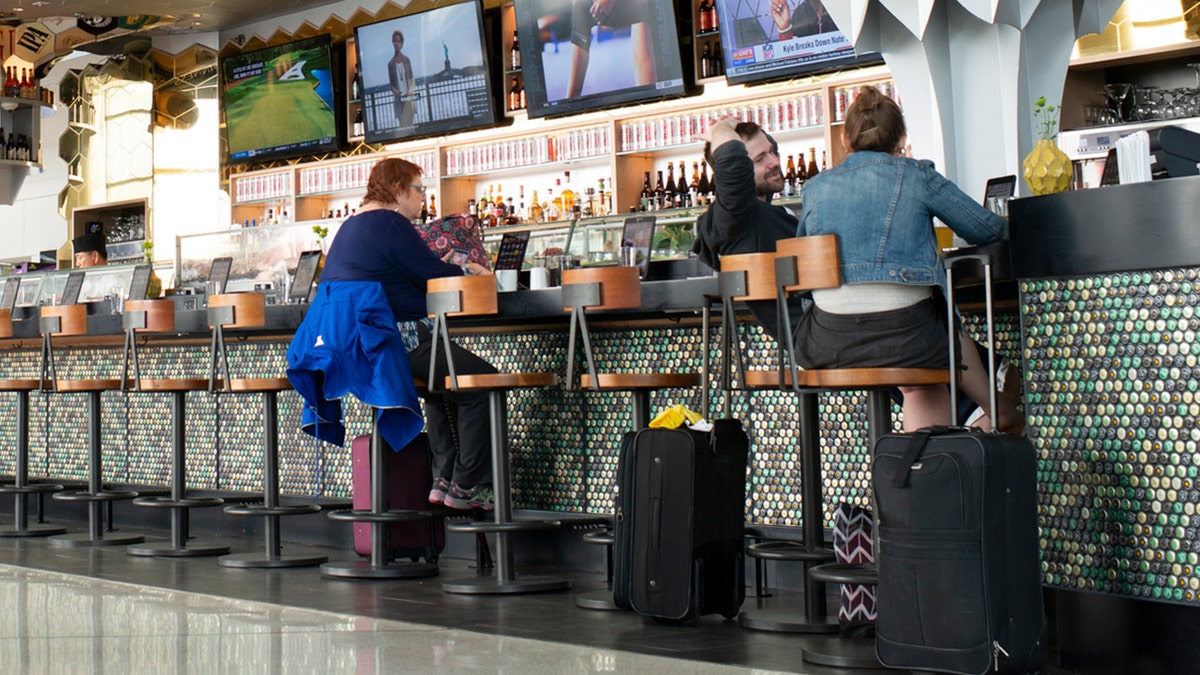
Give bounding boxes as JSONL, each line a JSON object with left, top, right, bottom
{"left": 797, "top": 151, "right": 1008, "bottom": 293}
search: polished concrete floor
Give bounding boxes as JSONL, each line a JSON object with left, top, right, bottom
{"left": 0, "top": 517, "right": 1069, "bottom": 674}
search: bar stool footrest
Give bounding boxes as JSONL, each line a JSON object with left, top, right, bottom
{"left": 53, "top": 490, "right": 138, "bottom": 502}
{"left": 133, "top": 496, "right": 225, "bottom": 509}
{"left": 809, "top": 563, "right": 878, "bottom": 586}
{"left": 321, "top": 560, "right": 438, "bottom": 579}
{"left": 326, "top": 508, "right": 434, "bottom": 524}
{"left": 447, "top": 519, "right": 560, "bottom": 534}
{"left": 581, "top": 529, "right": 615, "bottom": 546}
{"left": 0, "top": 483, "right": 64, "bottom": 495}
{"left": 747, "top": 542, "right": 836, "bottom": 562}
{"left": 223, "top": 503, "right": 322, "bottom": 517}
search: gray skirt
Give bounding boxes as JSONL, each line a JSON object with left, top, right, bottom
{"left": 792, "top": 297, "right": 950, "bottom": 370}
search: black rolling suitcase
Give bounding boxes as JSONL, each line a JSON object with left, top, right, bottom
{"left": 613, "top": 419, "right": 749, "bottom": 623}
{"left": 872, "top": 251, "right": 1046, "bottom": 674}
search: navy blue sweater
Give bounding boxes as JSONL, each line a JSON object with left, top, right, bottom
{"left": 320, "top": 209, "right": 463, "bottom": 321}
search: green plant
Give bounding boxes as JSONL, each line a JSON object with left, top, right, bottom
{"left": 652, "top": 223, "right": 695, "bottom": 251}
{"left": 312, "top": 224, "right": 329, "bottom": 240}
{"left": 1033, "top": 96, "right": 1060, "bottom": 141}
{"left": 141, "top": 240, "right": 153, "bottom": 263}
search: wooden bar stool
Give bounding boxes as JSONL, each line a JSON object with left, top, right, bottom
{"left": 560, "top": 266, "right": 701, "bottom": 610}
{"left": 715, "top": 252, "right": 839, "bottom": 635}
{"left": 123, "top": 299, "right": 229, "bottom": 557}
{"left": 427, "top": 274, "right": 568, "bottom": 595}
{"left": 774, "top": 235, "right": 949, "bottom": 668}
{"left": 208, "top": 292, "right": 327, "bottom": 568}
{"left": 0, "top": 309, "right": 63, "bottom": 537}
{"left": 40, "top": 303, "right": 144, "bottom": 547}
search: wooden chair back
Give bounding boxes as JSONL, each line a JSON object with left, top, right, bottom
{"left": 208, "top": 292, "right": 266, "bottom": 329}
{"left": 427, "top": 275, "right": 498, "bottom": 318}
{"left": 561, "top": 266, "right": 641, "bottom": 310}
{"left": 40, "top": 304, "right": 88, "bottom": 337}
{"left": 775, "top": 235, "right": 842, "bottom": 292}
{"left": 125, "top": 299, "right": 176, "bottom": 333}
{"left": 719, "top": 252, "right": 777, "bottom": 302}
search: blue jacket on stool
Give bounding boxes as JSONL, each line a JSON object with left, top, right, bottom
{"left": 287, "top": 280, "right": 423, "bottom": 450}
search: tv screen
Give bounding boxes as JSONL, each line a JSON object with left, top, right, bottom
{"left": 354, "top": 0, "right": 498, "bottom": 143}
{"left": 715, "top": 0, "right": 881, "bottom": 85}
{"left": 220, "top": 35, "right": 340, "bottom": 162}
{"left": 514, "top": 0, "right": 688, "bottom": 119}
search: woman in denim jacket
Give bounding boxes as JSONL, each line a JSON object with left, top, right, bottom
{"left": 795, "top": 86, "right": 1023, "bottom": 433}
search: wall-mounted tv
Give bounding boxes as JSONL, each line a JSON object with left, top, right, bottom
{"left": 514, "top": 0, "right": 689, "bottom": 119}
{"left": 220, "top": 35, "right": 340, "bottom": 162}
{"left": 354, "top": 0, "right": 499, "bottom": 144}
{"left": 715, "top": 0, "right": 881, "bottom": 86}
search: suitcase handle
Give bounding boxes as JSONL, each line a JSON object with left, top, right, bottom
{"left": 943, "top": 252, "right": 998, "bottom": 431}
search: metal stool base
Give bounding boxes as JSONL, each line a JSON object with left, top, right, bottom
{"left": 739, "top": 608, "right": 839, "bottom": 633}
{"left": 48, "top": 531, "right": 144, "bottom": 547}
{"left": 321, "top": 560, "right": 438, "bottom": 579}
{"left": 801, "top": 636, "right": 881, "bottom": 669}
{"left": 442, "top": 574, "right": 569, "bottom": 595}
{"left": 575, "top": 589, "right": 621, "bottom": 611}
{"left": 127, "top": 540, "right": 231, "bottom": 557}
{"left": 0, "top": 523, "right": 66, "bottom": 537}
{"left": 218, "top": 551, "right": 328, "bottom": 568}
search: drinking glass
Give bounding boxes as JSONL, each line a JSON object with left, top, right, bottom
{"left": 1102, "top": 83, "right": 1133, "bottom": 123}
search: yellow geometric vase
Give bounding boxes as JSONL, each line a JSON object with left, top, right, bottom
{"left": 1022, "top": 138, "right": 1072, "bottom": 196}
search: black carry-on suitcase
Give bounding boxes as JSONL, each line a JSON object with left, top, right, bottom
{"left": 872, "top": 251, "right": 1046, "bottom": 674}
{"left": 613, "top": 419, "right": 749, "bottom": 623}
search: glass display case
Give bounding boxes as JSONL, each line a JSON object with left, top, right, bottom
{"left": 0, "top": 263, "right": 141, "bottom": 310}
{"left": 176, "top": 220, "right": 337, "bottom": 294}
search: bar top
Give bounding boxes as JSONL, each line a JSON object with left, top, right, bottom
{"left": 1009, "top": 175, "right": 1200, "bottom": 279}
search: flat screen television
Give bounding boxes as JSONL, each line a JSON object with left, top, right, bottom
{"left": 354, "top": 0, "right": 499, "bottom": 143}
{"left": 514, "top": 0, "right": 689, "bottom": 119}
{"left": 220, "top": 35, "right": 340, "bottom": 162}
{"left": 714, "top": 0, "right": 881, "bottom": 85}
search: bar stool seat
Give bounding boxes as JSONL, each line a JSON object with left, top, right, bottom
{"left": 208, "top": 292, "right": 327, "bottom": 568}
{"left": 38, "top": 304, "right": 144, "bottom": 547}
{"left": 426, "top": 274, "right": 568, "bottom": 595}
{"left": 0, "top": 364, "right": 64, "bottom": 536}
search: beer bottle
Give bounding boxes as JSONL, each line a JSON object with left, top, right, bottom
{"left": 641, "top": 171, "right": 653, "bottom": 210}
{"left": 784, "top": 155, "right": 797, "bottom": 196}
{"left": 654, "top": 170, "right": 666, "bottom": 210}
{"left": 510, "top": 30, "right": 521, "bottom": 70}
{"left": 807, "top": 147, "right": 820, "bottom": 177}
{"left": 676, "top": 161, "right": 689, "bottom": 205}
{"left": 665, "top": 162, "right": 677, "bottom": 207}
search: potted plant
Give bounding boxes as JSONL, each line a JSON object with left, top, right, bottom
{"left": 142, "top": 241, "right": 162, "bottom": 298}
{"left": 1022, "top": 96, "right": 1072, "bottom": 196}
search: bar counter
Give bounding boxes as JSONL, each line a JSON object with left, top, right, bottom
{"left": 1008, "top": 175, "right": 1200, "bottom": 671}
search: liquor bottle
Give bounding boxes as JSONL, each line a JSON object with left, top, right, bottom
{"left": 640, "top": 171, "right": 652, "bottom": 210}
{"left": 509, "top": 75, "right": 521, "bottom": 111}
{"left": 653, "top": 170, "right": 666, "bottom": 210}
{"left": 714, "top": 40, "right": 724, "bottom": 75}
{"left": 519, "top": 80, "right": 526, "bottom": 110}
{"left": 697, "top": 0, "right": 710, "bottom": 32}
{"left": 700, "top": 42, "right": 712, "bottom": 79}
{"left": 511, "top": 30, "right": 521, "bottom": 70}
{"left": 665, "top": 162, "right": 677, "bottom": 207}
{"left": 698, "top": 160, "right": 711, "bottom": 200}
{"left": 353, "top": 108, "right": 364, "bottom": 137}
{"left": 547, "top": 183, "right": 561, "bottom": 220}
{"left": 784, "top": 155, "right": 797, "bottom": 196}
{"left": 676, "top": 161, "right": 689, "bottom": 206}
{"left": 428, "top": 194, "right": 437, "bottom": 219}
{"left": 807, "top": 147, "right": 820, "bottom": 177}
{"left": 4, "top": 67, "right": 14, "bottom": 97}
{"left": 597, "top": 178, "right": 609, "bottom": 216}
{"left": 529, "top": 190, "right": 544, "bottom": 222}
{"left": 560, "top": 171, "right": 575, "bottom": 215}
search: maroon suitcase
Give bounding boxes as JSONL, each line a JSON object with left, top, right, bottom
{"left": 351, "top": 432, "right": 445, "bottom": 563}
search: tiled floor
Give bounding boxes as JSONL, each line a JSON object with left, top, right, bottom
{"left": 0, "top": 515, "right": 1089, "bottom": 674}
{"left": 0, "top": 521, "right": 908, "bottom": 674}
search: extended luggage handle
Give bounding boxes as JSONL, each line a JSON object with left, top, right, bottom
{"left": 943, "top": 251, "right": 998, "bottom": 432}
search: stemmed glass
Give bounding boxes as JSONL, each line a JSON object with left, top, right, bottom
{"left": 1101, "top": 83, "right": 1133, "bottom": 124}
